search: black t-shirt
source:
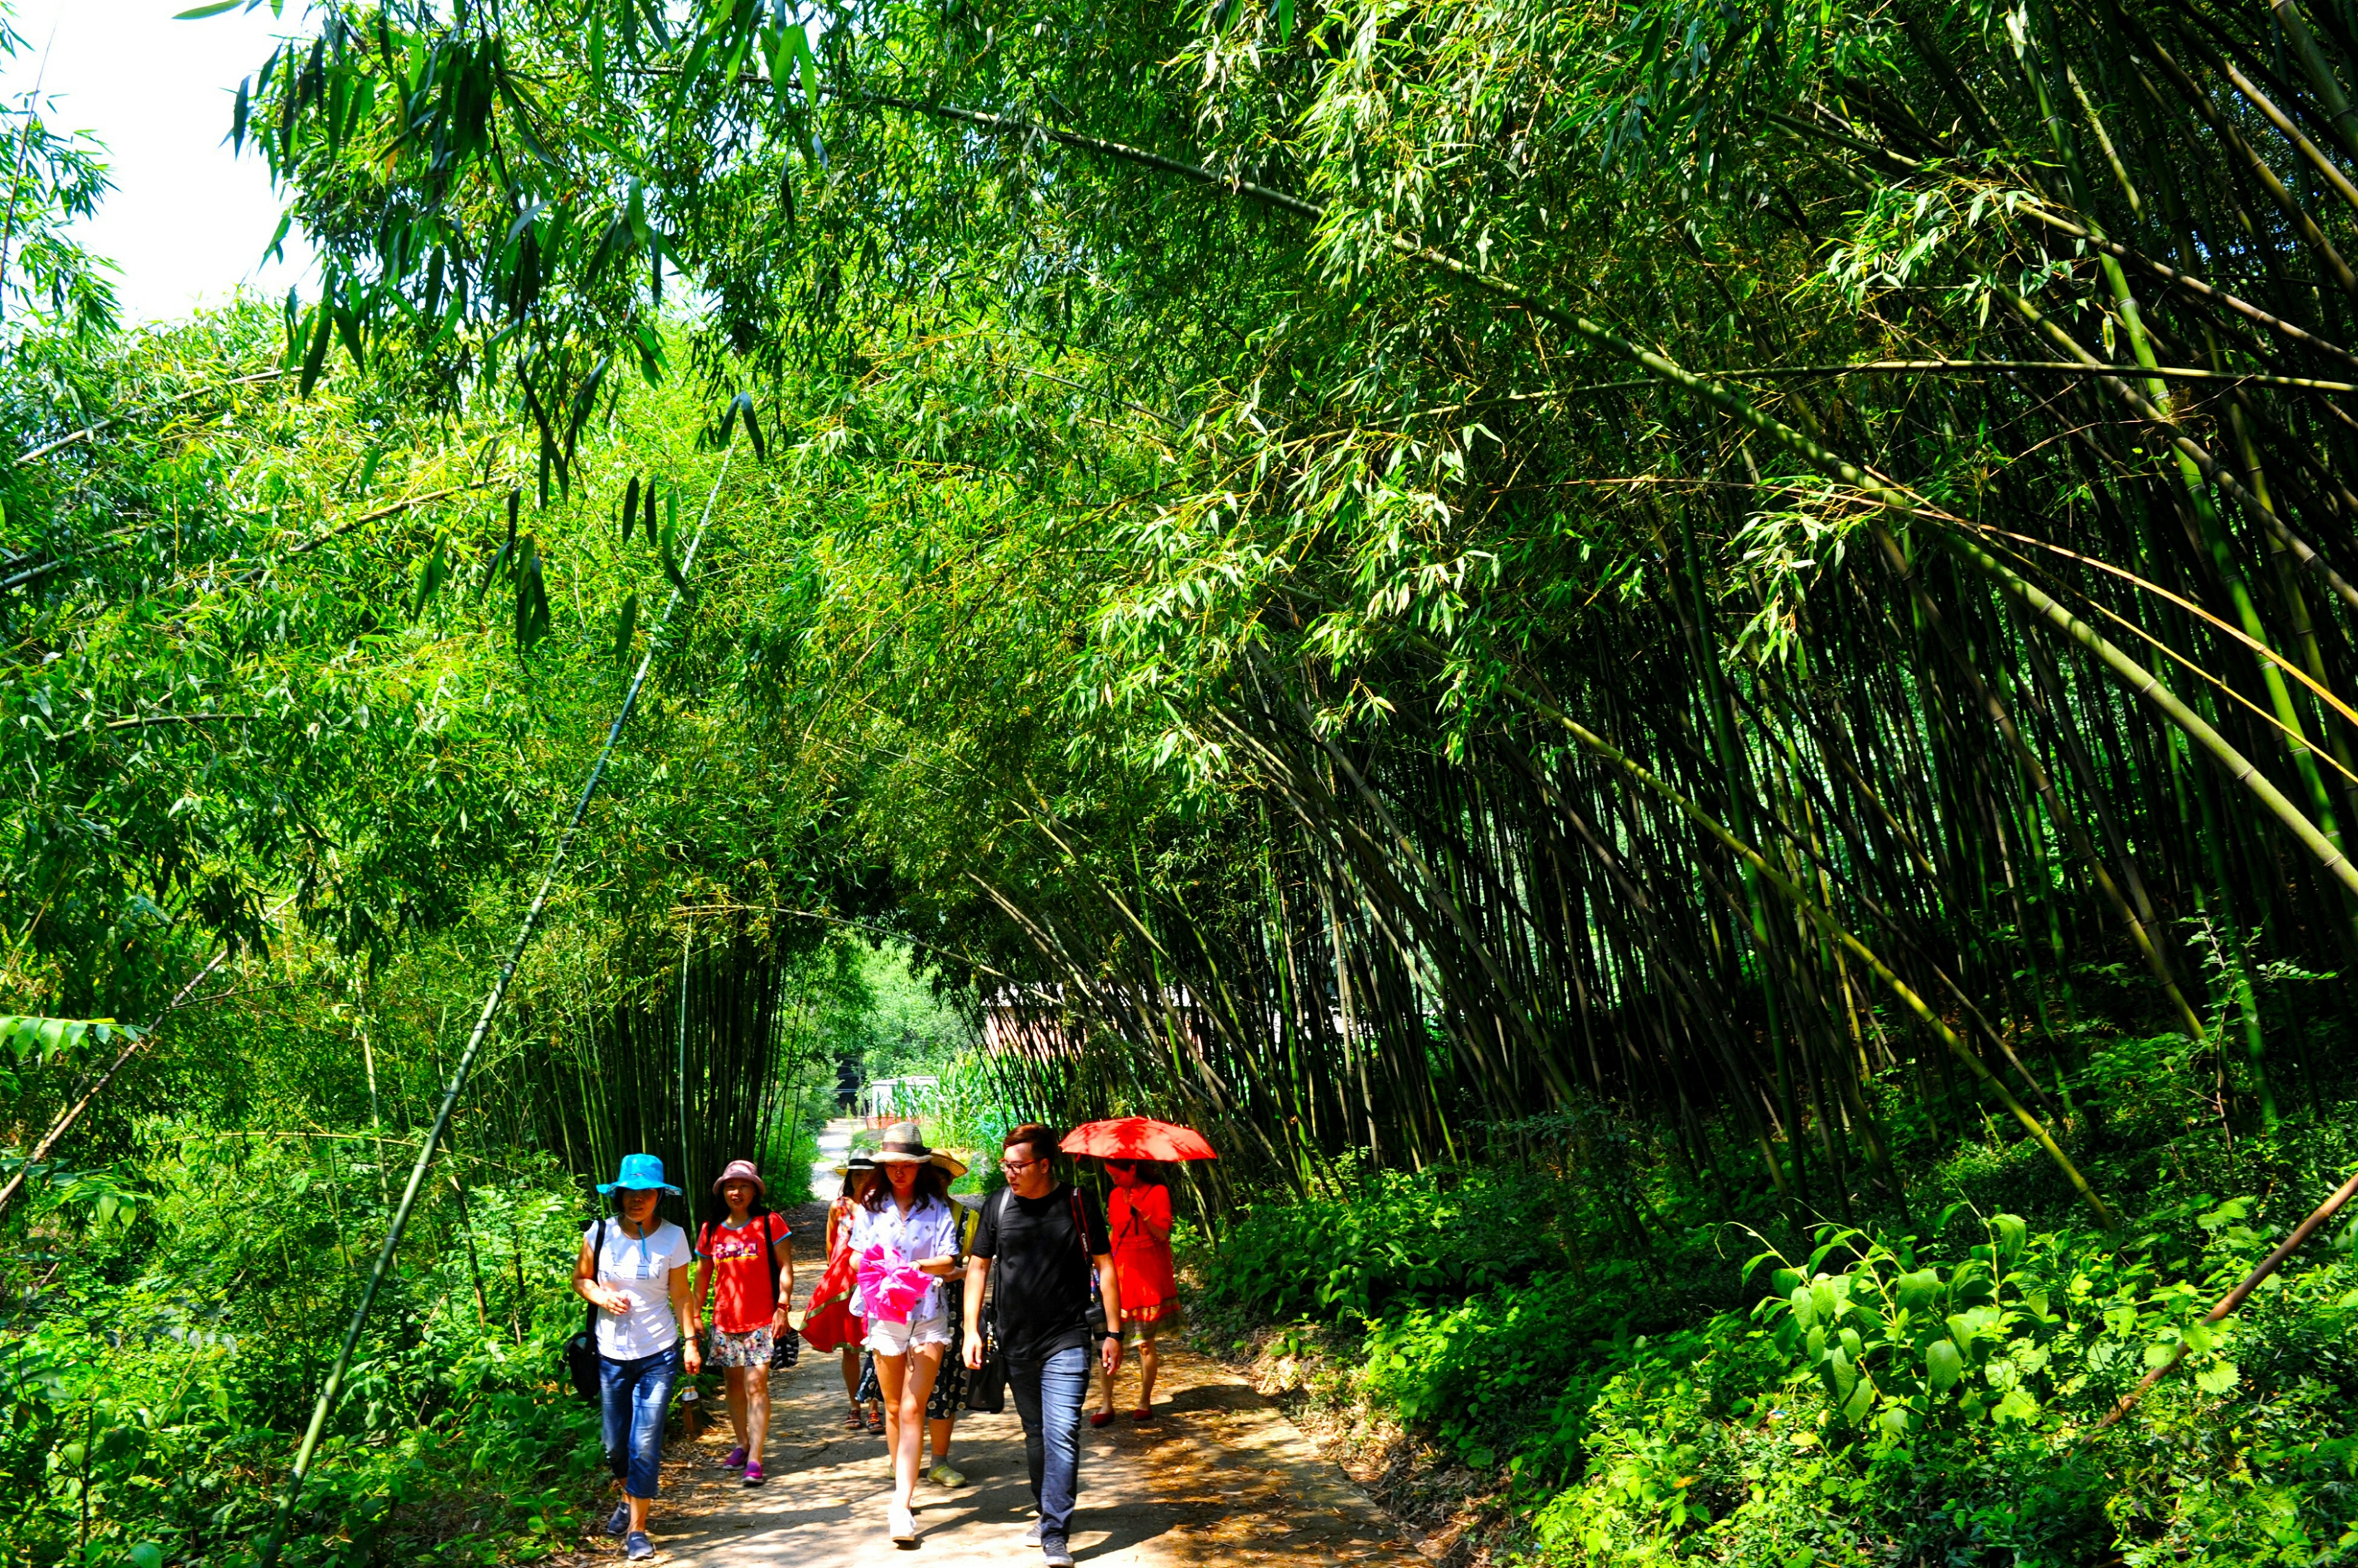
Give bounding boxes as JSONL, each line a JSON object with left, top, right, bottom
{"left": 972, "top": 1181, "right": 1110, "bottom": 1364}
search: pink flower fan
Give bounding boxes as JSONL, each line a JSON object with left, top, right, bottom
{"left": 856, "top": 1245, "right": 930, "bottom": 1324}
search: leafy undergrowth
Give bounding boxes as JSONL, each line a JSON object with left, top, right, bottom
{"left": 1196, "top": 1102, "right": 2358, "bottom": 1566}
{"left": 2, "top": 1127, "right": 604, "bottom": 1567}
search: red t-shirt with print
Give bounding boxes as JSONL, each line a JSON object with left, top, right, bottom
{"left": 699, "top": 1212, "right": 791, "bottom": 1335}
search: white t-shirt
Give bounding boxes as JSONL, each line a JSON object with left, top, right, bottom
{"left": 585, "top": 1219, "right": 693, "bottom": 1360}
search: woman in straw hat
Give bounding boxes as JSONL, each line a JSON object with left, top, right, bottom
{"left": 572, "top": 1154, "right": 702, "bottom": 1564}
{"left": 851, "top": 1122, "right": 967, "bottom": 1544}
{"left": 694, "top": 1158, "right": 794, "bottom": 1486}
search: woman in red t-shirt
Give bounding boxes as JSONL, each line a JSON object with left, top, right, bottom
{"left": 694, "top": 1160, "right": 794, "bottom": 1485}
{"left": 1092, "top": 1158, "right": 1181, "bottom": 1424}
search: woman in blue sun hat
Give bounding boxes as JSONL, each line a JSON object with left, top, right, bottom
{"left": 573, "top": 1153, "right": 704, "bottom": 1562}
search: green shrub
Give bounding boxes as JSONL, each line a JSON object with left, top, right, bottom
{"left": 1531, "top": 1207, "right": 2358, "bottom": 1565}
{"left": 1, "top": 1129, "right": 606, "bottom": 1566}
{"left": 1202, "top": 1166, "right": 1621, "bottom": 1325}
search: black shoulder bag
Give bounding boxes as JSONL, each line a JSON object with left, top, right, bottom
{"left": 564, "top": 1217, "right": 609, "bottom": 1402}
{"left": 966, "top": 1190, "right": 1011, "bottom": 1413}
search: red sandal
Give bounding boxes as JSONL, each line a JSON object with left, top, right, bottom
{"left": 1088, "top": 1409, "right": 1115, "bottom": 1428}
{"left": 1131, "top": 1407, "right": 1154, "bottom": 1423}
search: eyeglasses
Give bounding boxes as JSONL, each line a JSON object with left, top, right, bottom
{"left": 998, "top": 1155, "right": 1044, "bottom": 1174}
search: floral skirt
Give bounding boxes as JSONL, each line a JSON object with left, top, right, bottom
{"left": 707, "top": 1325, "right": 774, "bottom": 1369}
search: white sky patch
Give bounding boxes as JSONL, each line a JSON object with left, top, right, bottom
{"left": 2, "top": 0, "right": 317, "bottom": 323}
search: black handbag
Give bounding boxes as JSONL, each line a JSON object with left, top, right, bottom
{"left": 968, "top": 1298, "right": 1007, "bottom": 1413}
{"left": 966, "top": 1191, "right": 1011, "bottom": 1413}
{"left": 760, "top": 1212, "right": 800, "bottom": 1368}
{"left": 563, "top": 1217, "right": 609, "bottom": 1402}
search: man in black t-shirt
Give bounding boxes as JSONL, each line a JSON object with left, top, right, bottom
{"left": 965, "top": 1122, "right": 1121, "bottom": 1568}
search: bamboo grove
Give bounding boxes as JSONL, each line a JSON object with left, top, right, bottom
{"left": 188, "top": 0, "right": 2358, "bottom": 1222}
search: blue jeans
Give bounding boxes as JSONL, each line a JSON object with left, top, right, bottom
{"left": 599, "top": 1345, "right": 681, "bottom": 1499}
{"left": 1008, "top": 1345, "right": 1089, "bottom": 1539}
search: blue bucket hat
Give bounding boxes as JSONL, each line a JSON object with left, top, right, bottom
{"left": 597, "top": 1152, "right": 682, "bottom": 1195}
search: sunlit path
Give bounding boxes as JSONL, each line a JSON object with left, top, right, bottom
{"left": 598, "top": 1342, "right": 1418, "bottom": 1567}
{"left": 562, "top": 1136, "right": 1419, "bottom": 1567}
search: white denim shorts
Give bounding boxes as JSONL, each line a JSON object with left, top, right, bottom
{"left": 864, "top": 1305, "right": 951, "bottom": 1357}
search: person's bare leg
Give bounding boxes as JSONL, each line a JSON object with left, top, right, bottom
{"left": 1139, "top": 1340, "right": 1160, "bottom": 1410}
{"left": 629, "top": 1494, "right": 651, "bottom": 1533}
{"left": 893, "top": 1345, "right": 944, "bottom": 1507}
{"left": 875, "top": 1350, "right": 908, "bottom": 1477}
{"left": 927, "top": 1415, "right": 954, "bottom": 1466}
{"left": 724, "top": 1366, "right": 750, "bottom": 1448}
{"left": 841, "top": 1346, "right": 861, "bottom": 1402}
{"left": 747, "top": 1367, "right": 771, "bottom": 1463}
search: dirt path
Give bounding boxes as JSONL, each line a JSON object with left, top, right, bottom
{"left": 572, "top": 1122, "right": 1422, "bottom": 1566}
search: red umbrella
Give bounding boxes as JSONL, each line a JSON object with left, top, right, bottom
{"left": 1060, "top": 1117, "right": 1217, "bottom": 1162}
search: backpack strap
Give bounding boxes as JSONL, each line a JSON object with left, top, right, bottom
{"left": 582, "top": 1217, "right": 609, "bottom": 1339}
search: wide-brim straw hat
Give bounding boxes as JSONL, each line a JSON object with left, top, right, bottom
{"left": 710, "top": 1158, "right": 766, "bottom": 1197}
{"left": 873, "top": 1122, "right": 970, "bottom": 1180}
{"left": 831, "top": 1155, "right": 881, "bottom": 1178}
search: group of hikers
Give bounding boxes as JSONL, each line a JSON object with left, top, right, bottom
{"left": 571, "top": 1120, "right": 1181, "bottom": 1564}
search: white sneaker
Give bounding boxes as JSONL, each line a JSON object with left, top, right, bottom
{"left": 890, "top": 1503, "right": 918, "bottom": 1543}
{"left": 1023, "top": 1520, "right": 1045, "bottom": 1548}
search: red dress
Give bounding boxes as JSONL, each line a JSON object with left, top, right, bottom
{"left": 1110, "top": 1182, "right": 1179, "bottom": 1325}
{"left": 799, "top": 1196, "right": 866, "bottom": 1353}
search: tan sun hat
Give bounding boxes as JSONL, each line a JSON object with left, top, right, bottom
{"left": 874, "top": 1122, "right": 970, "bottom": 1180}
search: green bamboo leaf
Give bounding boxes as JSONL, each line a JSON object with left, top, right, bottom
{"left": 790, "top": 25, "right": 820, "bottom": 109}
{"left": 660, "top": 503, "right": 687, "bottom": 591}
{"left": 644, "top": 478, "right": 658, "bottom": 545}
{"left": 728, "top": 392, "right": 766, "bottom": 460}
{"left": 613, "top": 591, "right": 639, "bottom": 667}
{"left": 622, "top": 475, "right": 640, "bottom": 539}
{"left": 411, "top": 535, "right": 447, "bottom": 617}
{"left": 175, "top": 0, "right": 244, "bottom": 16}
{"left": 514, "top": 537, "right": 551, "bottom": 654}
{"left": 297, "top": 306, "right": 333, "bottom": 398}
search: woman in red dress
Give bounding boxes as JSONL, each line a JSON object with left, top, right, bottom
{"left": 801, "top": 1156, "right": 882, "bottom": 1431}
{"left": 1092, "top": 1158, "right": 1181, "bottom": 1424}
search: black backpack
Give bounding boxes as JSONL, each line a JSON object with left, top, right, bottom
{"left": 563, "top": 1218, "right": 608, "bottom": 1402}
